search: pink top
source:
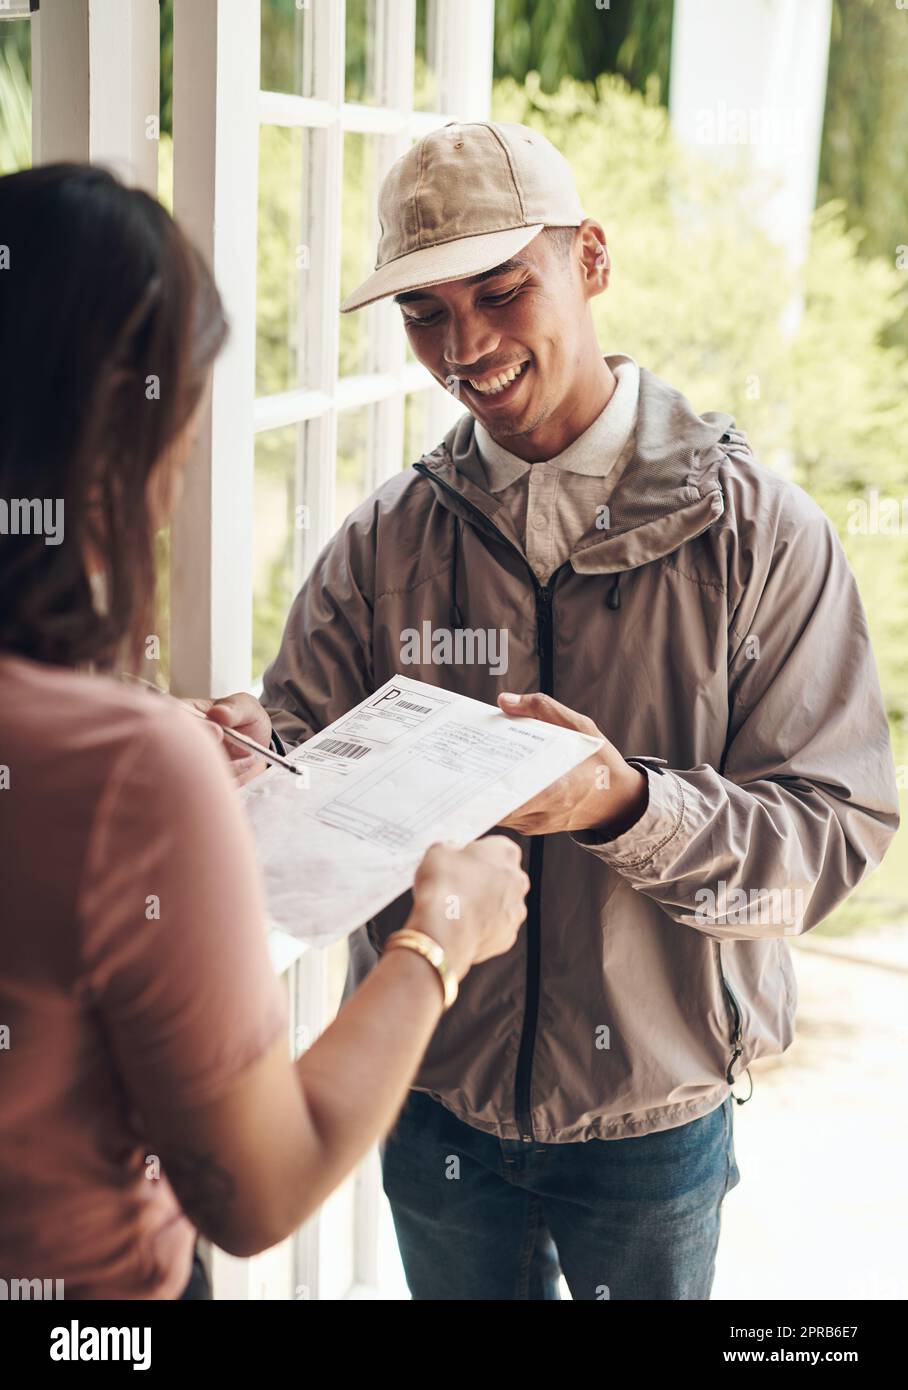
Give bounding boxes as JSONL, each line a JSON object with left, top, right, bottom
{"left": 0, "top": 654, "right": 288, "bottom": 1299}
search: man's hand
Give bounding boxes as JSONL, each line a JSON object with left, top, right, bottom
{"left": 184, "top": 693, "right": 273, "bottom": 787}
{"left": 495, "top": 691, "right": 648, "bottom": 837}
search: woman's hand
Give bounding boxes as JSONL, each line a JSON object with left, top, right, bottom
{"left": 406, "top": 837, "right": 530, "bottom": 981}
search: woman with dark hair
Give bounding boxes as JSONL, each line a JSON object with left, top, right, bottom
{"left": 0, "top": 165, "right": 528, "bottom": 1299}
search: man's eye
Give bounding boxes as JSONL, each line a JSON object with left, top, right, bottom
{"left": 404, "top": 309, "right": 441, "bottom": 326}
{"left": 483, "top": 287, "right": 521, "bottom": 306}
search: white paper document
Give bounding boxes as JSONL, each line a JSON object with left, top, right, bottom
{"left": 240, "top": 676, "right": 603, "bottom": 945}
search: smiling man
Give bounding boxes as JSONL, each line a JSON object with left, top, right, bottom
{"left": 222, "top": 122, "right": 897, "bottom": 1300}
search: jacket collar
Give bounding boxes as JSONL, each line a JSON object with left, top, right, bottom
{"left": 413, "top": 366, "right": 735, "bottom": 574}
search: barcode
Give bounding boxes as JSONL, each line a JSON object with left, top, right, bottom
{"left": 397, "top": 699, "right": 431, "bottom": 713}
{"left": 318, "top": 738, "right": 371, "bottom": 759}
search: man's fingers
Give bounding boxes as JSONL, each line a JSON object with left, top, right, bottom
{"left": 498, "top": 690, "right": 596, "bottom": 734}
{"left": 182, "top": 697, "right": 213, "bottom": 716}
{"left": 205, "top": 697, "right": 249, "bottom": 729}
{"left": 178, "top": 698, "right": 224, "bottom": 740}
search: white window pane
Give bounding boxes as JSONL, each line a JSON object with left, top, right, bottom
{"left": 260, "top": 0, "right": 314, "bottom": 97}
{"left": 258, "top": 123, "right": 327, "bottom": 397}
{"left": 336, "top": 405, "right": 378, "bottom": 529}
{"left": 404, "top": 389, "right": 430, "bottom": 467}
{"left": 253, "top": 421, "right": 308, "bottom": 681}
{"left": 414, "top": 0, "right": 440, "bottom": 113}
{"left": 340, "top": 130, "right": 383, "bottom": 377}
{"left": 345, "top": 0, "right": 381, "bottom": 106}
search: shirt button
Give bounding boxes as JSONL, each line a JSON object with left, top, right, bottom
{"left": 532, "top": 514, "right": 546, "bottom": 529}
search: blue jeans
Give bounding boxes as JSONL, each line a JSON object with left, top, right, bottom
{"left": 382, "top": 1090, "right": 740, "bottom": 1300}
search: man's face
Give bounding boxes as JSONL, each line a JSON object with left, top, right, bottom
{"left": 394, "top": 222, "right": 608, "bottom": 445}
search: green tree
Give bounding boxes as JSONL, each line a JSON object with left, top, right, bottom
{"left": 495, "top": 0, "right": 673, "bottom": 99}
{"left": 819, "top": 0, "right": 908, "bottom": 269}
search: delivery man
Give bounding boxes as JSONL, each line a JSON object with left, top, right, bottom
{"left": 211, "top": 123, "right": 898, "bottom": 1299}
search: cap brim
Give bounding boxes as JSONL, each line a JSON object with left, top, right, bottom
{"left": 340, "top": 224, "right": 546, "bottom": 313}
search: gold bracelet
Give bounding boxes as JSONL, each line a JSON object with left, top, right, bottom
{"left": 384, "top": 929, "right": 459, "bottom": 1010}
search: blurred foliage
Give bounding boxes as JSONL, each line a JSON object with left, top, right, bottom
{"left": 0, "top": 18, "right": 29, "bottom": 173}
{"left": 12, "top": 0, "right": 908, "bottom": 282}
{"left": 160, "top": 0, "right": 173, "bottom": 136}
{"left": 495, "top": 0, "right": 673, "bottom": 100}
{"left": 256, "top": 124, "right": 305, "bottom": 398}
{"left": 491, "top": 0, "right": 908, "bottom": 311}
{"left": 820, "top": 0, "right": 908, "bottom": 272}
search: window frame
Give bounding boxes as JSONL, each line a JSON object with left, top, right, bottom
{"left": 171, "top": 0, "right": 494, "bottom": 1301}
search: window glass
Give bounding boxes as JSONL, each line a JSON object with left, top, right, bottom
{"left": 253, "top": 422, "right": 309, "bottom": 681}
{"left": 414, "top": 0, "right": 441, "bottom": 112}
{"left": 260, "top": 0, "right": 314, "bottom": 97}
{"left": 257, "top": 124, "right": 321, "bottom": 397}
{"left": 345, "top": 0, "right": 380, "bottom": 106}
{"left": 339, "top": 132, "right": 381, "bottom": 377}
{"left": 0, "top": 17, "right": 31, "bottom": 174}
{"left": 336, "top": 407, "right": 376, "bottom": 531}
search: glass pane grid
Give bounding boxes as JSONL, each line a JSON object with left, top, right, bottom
{"left": 257, "top": 124, "right": 307, "bottom": 397}
{"left": 260, "top": 0, "right": 315, "bottom": 98}
{"left": 252, "top": 424, "right": 301, "bottom": 682}
{"left": 254, "top": 1, "right": 452, "bottom": 651}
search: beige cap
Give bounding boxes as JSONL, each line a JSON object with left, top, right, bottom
{"left": 341, "top": 121, "right": 585, "bottom": 313}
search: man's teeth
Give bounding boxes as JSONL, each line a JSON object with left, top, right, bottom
{"left": 468, "top": 361, "right": 529, "bottom": 395}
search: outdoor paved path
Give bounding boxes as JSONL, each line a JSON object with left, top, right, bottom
{"left": 713, "top": 926, "right": 908, "bottom": 1301}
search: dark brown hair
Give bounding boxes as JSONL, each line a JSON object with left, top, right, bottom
{"left": 0, "top": 163, "right": 228, "bottom": 671}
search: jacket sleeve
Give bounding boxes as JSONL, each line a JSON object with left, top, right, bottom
{"left": 260, "top": 516, "right": 375, "bottom": 749}
{"left": 572, "top": 487, "right": 900, "bottom": 941}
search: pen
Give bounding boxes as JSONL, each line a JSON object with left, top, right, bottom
{"left": 119, "top": 674, "right": 307, "bottom": 777}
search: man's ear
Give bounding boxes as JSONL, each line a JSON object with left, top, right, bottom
{"left": 577, "top": 219, "right": 610, "bottom": 299}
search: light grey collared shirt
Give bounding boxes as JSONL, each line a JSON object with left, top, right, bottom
{"left": 466, "top": 354, "right": 639, "bottom": 584}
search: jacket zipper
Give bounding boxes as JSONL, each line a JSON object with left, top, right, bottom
{"left": 715, "top": 943, "right": 743, "bottom": 1084}
{"left": 413, "top": 462, "right": 566, "bottom": 1141}
{"left": 513, "top": 578, "right": 560, "bottom": 1140}
{"left": 415, "top": 460, "right": 734, "bottom": 1120}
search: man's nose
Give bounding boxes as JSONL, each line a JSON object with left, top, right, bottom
{"left": 443, "top": 316, "right": 499, "bottom": 375}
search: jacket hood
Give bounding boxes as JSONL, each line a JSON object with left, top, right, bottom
{"left": 415, "top": 365, "right": 737, "bottom": 575}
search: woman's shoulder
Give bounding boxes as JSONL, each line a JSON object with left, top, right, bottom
{"left": 0, "top": 653, "right": 226, "bottom": 804}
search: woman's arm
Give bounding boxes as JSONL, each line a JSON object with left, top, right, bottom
{"left": 83, "top": 706, "right": 527, "bottom": 1258}
{"left": 140, "top": 839, "right": 526, "bottom": 1257}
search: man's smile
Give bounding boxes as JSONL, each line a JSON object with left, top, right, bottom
{"left": 452, "top": 357, "right": 533, "bottom": 403}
